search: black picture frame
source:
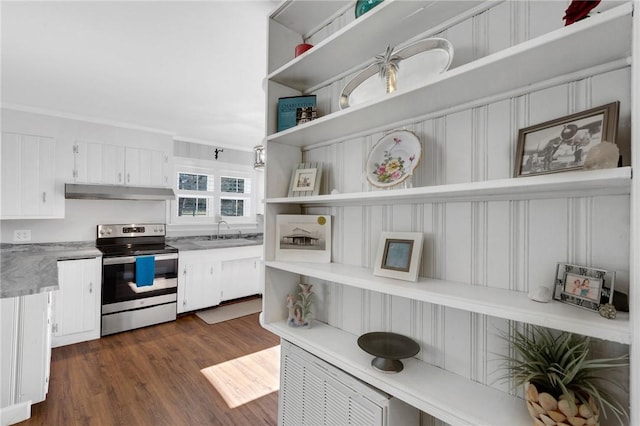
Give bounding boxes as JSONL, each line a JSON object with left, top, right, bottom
{"left": 514, "top": 102, "right": 620, "bottom": 177}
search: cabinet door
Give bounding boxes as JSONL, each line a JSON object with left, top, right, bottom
{"left": 101, "top": 144, "right": 126, "bottom": 185}
{"left": 1, "top": 132, "right": 59, "bottom": 219}
{"left": 178, "top": 253, "right": 221, "bottom": 313}
{"left": 220, "top": 257, "right": 261, "bottom": 302}
{"left": 52, "top": 258, "right": 101, "bottom": 347}
{"left": 0, "top": 293, "right": 51, "bottom": 413}
{"left": 125, "top": 147, "right": 165, "bottom": 186}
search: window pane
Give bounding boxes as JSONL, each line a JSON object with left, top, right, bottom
{"left": 220, "top": 199, "right": 244, "bottom": 217}
{"left": 178, "top": 173, "right": 211, "bottom": 192}
{"left": 197, "top": 175, "right": 208, "bottom": 191}
{"left": 178, "top": 197, "right": 209, "bottom": 216}
{"left": 178, "top": 173, "right": 197, "bottom": 190}
{"left": 221, "top": 177, "right": 245, "bottom": 193}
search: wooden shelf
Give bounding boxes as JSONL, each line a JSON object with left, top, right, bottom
{"left": 268, "top": 0, "right": 489, "bottom": 90}
{"left": 266, "top": 167, "right": 632, "bottom": 206}
{"left": 267, "top": 3, "right": 632, "bottom": 147}
{"left": 262, "top": 319, "right": 531, "bottom": 426}
{"left": 265, "top": 261, "right": 631, "bottom": 344}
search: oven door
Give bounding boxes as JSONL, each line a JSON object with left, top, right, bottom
{"left": 102, "top": 253, "right": 178, "bottom": 310}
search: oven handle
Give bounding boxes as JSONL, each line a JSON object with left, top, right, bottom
{"left": 103, "top": 253, "right": 178, "bottom": 265}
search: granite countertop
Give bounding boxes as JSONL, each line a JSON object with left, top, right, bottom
{"left": 167, "top": 233, "right": 263, "bottom": 252}
{"left": 0, "top": 242, "right": 102, "bottom": 299}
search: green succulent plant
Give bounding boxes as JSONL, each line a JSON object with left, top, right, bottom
{"left": 500, "top": 325, "right": 628, "bottom": 424}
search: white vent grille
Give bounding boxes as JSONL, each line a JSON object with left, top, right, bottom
{"left": 278, "top": 340, "right": 417, "bottom": 426}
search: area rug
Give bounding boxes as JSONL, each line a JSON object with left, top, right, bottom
{"left": 195, "top": 297, "right": 262, "bottom": 325}
{"left": 201, "top": 345, "right": 280, "bottom": 408}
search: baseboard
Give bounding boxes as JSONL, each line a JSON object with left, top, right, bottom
{"left": 0, "top": 401, "right": 31, "bottom": 426}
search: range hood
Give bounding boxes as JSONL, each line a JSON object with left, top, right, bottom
{"left": 65, "top": 183, "right": 175, "bottom": 201}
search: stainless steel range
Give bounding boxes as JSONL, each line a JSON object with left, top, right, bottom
{"left": 96, "top": 223, "right": 178, "bottom": 336}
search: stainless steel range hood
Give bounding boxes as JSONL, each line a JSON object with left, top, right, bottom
{"left": 65, "top": 183, "right": 175, "bottom": 201}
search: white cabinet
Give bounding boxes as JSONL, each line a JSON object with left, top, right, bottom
{"left": 263, "top": 2, "right": 636, "bottom": 425}
{"left": 220, "top": 252, "right": 262, "bottom": 302}
{"left": 73, "top": 141, "right": 168, "bottom": 187}
{"left": 1, "top": 132, "right": 63, "bottom": 219}
{"left": 52, "top": 257, "right": 101, "bottom": 348}
{"left": 0, "top": 292, "right": 52, "bottom": 425}
{"left": 177, "top": 250, "right": 221, "bottom": 313}
{"left": 178, "top": 245, "right": 263, "bottom": 313}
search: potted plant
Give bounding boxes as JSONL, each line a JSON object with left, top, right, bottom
{"left": 500, "top": 325, "right": 628, "bottom": 425}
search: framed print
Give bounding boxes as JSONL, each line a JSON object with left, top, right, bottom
{"left": 275, "top": 215, "right": 331, "bottom": 263}
{"left": 514, "top": 101, "right": 619, "bottom": 177}
{"left": 288, "top": 162, "right": 323, "bottom": 197}
{"left": 553, "top": 263, "right": 615, "bottom": 312}
{"left": 373, "top": 232, "right": 423, "bottom": 282}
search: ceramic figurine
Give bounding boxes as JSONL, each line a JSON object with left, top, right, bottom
{"left": 286, "top": 284, "right": 313, "bottom": 328}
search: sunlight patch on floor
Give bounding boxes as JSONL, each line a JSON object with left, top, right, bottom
{"left": 201, "top": 345, "right": 280, "bottom": 408}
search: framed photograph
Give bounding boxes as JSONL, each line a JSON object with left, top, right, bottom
{"left": 288, "top": 162, "right": 323, "bottom": 197}
{"left": 373, "top": 232, "right": 423, "bottom": 282}
{"left": 553, "top": 263, "right": 615, "bottom": 312}
{"left": 514, "top": 101, "right": 619, "bottom": 177}
{"left": 275, "top": 215, "right": 331, "bottom": 263}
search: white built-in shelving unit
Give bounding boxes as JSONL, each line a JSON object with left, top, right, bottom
{"left": 262, "top": 1, "right": 637, "bottom": 425}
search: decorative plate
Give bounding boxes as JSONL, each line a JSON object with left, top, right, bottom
{"left": 340, "top": 37, "right": 454, "bottom": 109}
{"left": 366, "top": 130, "right": 421, "bottom": 188}
{"left": 357, "top": 331, "right": 420, "bottom": 373}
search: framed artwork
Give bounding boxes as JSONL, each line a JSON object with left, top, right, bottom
{"left": 288, "top": 162, "right": 323, "bottom": 197}
{"left": 373, "top": 232, "right": 423, "bottom": 282}
{"left": 553, "top": 263, "right": 615, "bottom": 312}
{"left": 275, "top": 215, "right": 331, "bottom": 263}
{"left": 514, "top": 101, "right": 619, "bottom": 177}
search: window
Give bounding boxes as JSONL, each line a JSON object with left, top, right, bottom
{"left": 176, "top": 172, "right": 215, "bottom": 218}
{"left": 220, "top": 175, "right": 251, "bottom": 218}
{"left": 172, "top": 164, "right": 253, "bottom": 224}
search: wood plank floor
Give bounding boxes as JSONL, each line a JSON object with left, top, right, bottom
{"left": 23, "top": 313, "right": 280, "bottom": 426}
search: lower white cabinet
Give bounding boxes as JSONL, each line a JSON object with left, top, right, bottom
{"left": 178, "top": 251, "right": 221, "bottom": 314}
{"left": 220, "top": 256, "right": 261, "bottom": 302}
{"left": 177, "top": 245, "right": 263, "bottom": 313}
{"left": 0, "top": 292, "right": 52, "bottom": 425}
{"left": 52, "top": 257, "right": 101, "bottom": 348}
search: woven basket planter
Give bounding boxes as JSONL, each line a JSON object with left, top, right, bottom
{"left": 525, "top": 383, "right": 599, "bottom": 426}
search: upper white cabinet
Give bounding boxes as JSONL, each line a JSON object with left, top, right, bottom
{"left": 1, "top": 132, "right": 64, "bottom": 219}
{"left": 52, "top": 257, "right": 101, "bottom": 348}
{"left": 262, "top": 1, "right": 636, "bottom": 425}
{"left": 73, "top": 141, "right": 168, "bottom": 187}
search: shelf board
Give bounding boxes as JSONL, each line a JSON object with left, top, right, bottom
{"left": 267, "top": 3, "right": 633, "bottom": 147}
{"left": 270, "top": 1, "right": 351, "bottom": 38}
{"left": 265, "top": 261, "right": 631, "bottom": 344}
{"left": 266, "top": 167, "right": 632, "bottom": 206}
{"left": 269, "top": 1, "right": 488, "bottom": 91}
{"left": 262, "top": 319, "right": 531, "bottom": 426}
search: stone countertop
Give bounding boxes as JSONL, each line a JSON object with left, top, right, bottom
{"left": 0, "top": 242, "right": 102, "bottom": 299}
{"left": 167, "top": 233, "right": 263, "bottom": 252}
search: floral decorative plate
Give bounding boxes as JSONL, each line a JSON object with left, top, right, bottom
{"left": 366, "top": 130, "right": 421, "bottom": 188}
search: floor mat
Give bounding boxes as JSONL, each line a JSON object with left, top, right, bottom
{"left": 195, "top": 297, "right": 262, "bottom": 324}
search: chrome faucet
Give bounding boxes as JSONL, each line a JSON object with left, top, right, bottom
{"left": 216, "top": 220, "right": 229, "bottom": 239}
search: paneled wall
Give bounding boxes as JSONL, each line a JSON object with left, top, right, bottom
{"left": 296, "top": 2, "right": 631, "bottom": 424}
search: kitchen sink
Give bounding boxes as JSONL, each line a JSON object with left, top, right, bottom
{"left": 193, "top": 238, "right": 257, "bottom": 248}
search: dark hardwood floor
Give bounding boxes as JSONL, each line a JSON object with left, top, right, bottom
{"left": 23, "top": 313, "right": 280, "bottom": 426}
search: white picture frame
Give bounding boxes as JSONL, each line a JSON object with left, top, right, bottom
{"left": 373, "top": 232, "right": 423, "bottom": 282}
{"left": 276, "top": 215, "right": 332, "bottom": 263}
{"left": 553, "top": 262, "right": 615, "bottom": 312}
{"left": 288, "top": 162, "right": 322, "bottom": 197}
